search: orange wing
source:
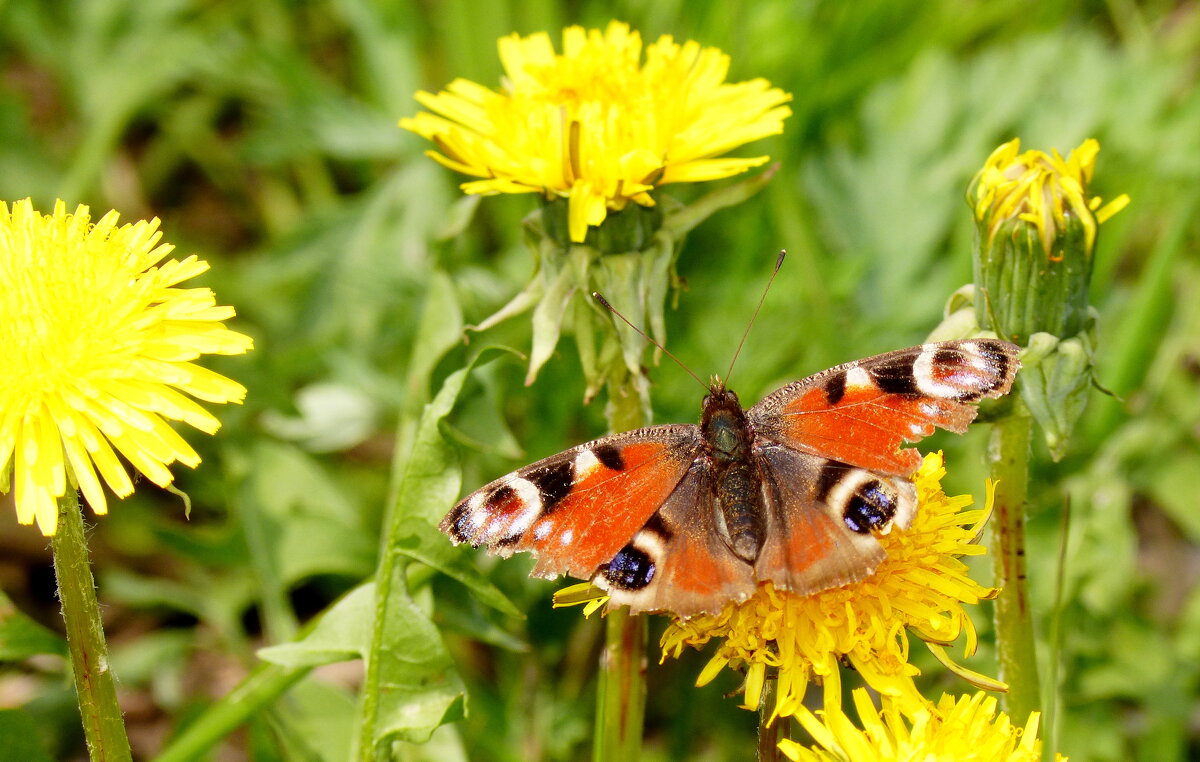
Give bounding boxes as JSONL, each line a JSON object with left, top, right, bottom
{"left": 441, "top": 425, "right": 700, "bottom": 582}
{"left": 750, "top": 340, "right": 1019, "bottom": 475}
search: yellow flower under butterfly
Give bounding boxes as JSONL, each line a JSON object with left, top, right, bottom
{"left": 0, "top": 199, "right": 252, "bottom": 535}
{"left": 781, "top": 682, "right": 1062, "bottom": 762}
{"left": 657, "top": 453, "right": 999, "bottom": 720}
{"left": 400, "top": 20, "right": 792, "bottom": 242}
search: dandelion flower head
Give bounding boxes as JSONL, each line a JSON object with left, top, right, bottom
{"left": 401, "top": 20, "right": 792, "bottom": 242}
{"left": 1, "top": 199, "right": 253, "bottom": 535}
{"left": 780, "top": 683, "right": 1063, "bottom": 762}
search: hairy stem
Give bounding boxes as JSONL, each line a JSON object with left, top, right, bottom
{"left": 757, "top": 677, "right": 786, "bottom": 762}
{"left": 988, "top": 409, "right": 1041, "bottom": 722}
{"left": 51, "top": 491, "right": 132, "bottom": 762}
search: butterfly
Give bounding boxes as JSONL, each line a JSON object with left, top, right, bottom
{"left": 441, "top": 339, "right": 1019, "bottom": 618}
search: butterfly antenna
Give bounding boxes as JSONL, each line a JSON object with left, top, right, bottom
{"left": 723, "top": 249, "right": 786, "bottom": 387}
{"left": 591, "top": 292, "right": 710, "bottom": 391}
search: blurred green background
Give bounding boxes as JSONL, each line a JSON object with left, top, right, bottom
{"left": 1, "top": 1, "right": 1198, "bottom": 760}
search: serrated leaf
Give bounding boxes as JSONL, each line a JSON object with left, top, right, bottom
{"left": 368, "top": 567, "right": 466, "bottom": 747}
{"left": 392, "top": 350, "right": 518, "bottom": 529}
{"left": 355, "top": 353, "right": 518, "bottom": 750}
{"left": 259, "top": 579, "right": 463, "bottom": 748}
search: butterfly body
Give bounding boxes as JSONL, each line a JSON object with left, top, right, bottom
{"left": 442, "top": 339, "right": 1020, "bottom": 618}
{"left": 700, "top": 388, "right": 765, "bottom": 564}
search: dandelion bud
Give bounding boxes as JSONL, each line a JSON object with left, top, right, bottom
{"left": 967, "top": 139, "right": 1128, "bottom": 457}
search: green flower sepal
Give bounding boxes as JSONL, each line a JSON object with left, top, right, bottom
{"left": 1015, "top": 323, "right": 1097, "bottom": 461}
{"left": 468, "top": 168, "right": 777, "bottom": 417}
{"left": 929, "top": 285, "right": 1098, "bottom": 459}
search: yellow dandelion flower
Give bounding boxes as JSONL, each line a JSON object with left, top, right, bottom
{"left": 780, "top": 683, "right": 1064, "bottom": 762}
{"left": 658, "top": 452, "right": 996, "bottom": 721}
{"left": 400, "top": 20, "right": 792, "bottom": 242}
{"left": 970, "top": 138, "right": 1129, "bottom": 258}
{"left": 0, "top": 199, "right": 253, "bottom": 535}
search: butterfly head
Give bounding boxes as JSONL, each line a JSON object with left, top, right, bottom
{"left": 701, "top": 385, "right": 751, "bottom": 462}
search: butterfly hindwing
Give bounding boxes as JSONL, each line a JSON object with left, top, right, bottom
{"left": 594, "top": 445, "right": 922, "bottom": 617}
{"left": 441, "top": 425, "right": 700, "bottom": 581}
{"left": 750, "top": 339, "right": 1020, "bottom": 476}
{"left": 593, "top": 463, "right": 758, "bottom": 615}
{"left": 754, "top": 444, "right": 918, "bottom": 597}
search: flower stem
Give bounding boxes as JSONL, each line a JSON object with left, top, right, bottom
{"left": 594, "top": 370, "right": 647, "bottom": 762}
{"left": 988, "top": 407, "right": 1041, "bottom": 722}
{"left": 51, "top": 490, "right": 133, "bottom": 762}
{"left": 757, "top": 676, "right": 786, "bottom": 762}
{"left": 594, "top": 608, "right": 647, "bottom": 762}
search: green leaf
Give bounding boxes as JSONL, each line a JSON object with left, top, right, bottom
{"left": 0, "top": 589, "right": 67, "bottom": 661}
{"left": 406, "top": 270, "right": 466, "bottom": 407}
{"left": 262, "top": 355, "right": 516, "bottom": 752}
{"left": 257, "top": 582, "right": 371, "bottom": 668}
{"left": 244, "top": 441, "right": 376, "bottom": 585}
{"left": 393, "top": 522, "right": 522, "bottom": 619}
{"left": 365, "top": 354, "right": 521, "bottom": 750}
{"left": 260, "top": 580, "right": 466, "bottom": 748}
{"left": 269, "top": 678, "right": 358, "bottom": 762}
{"left": 367, "top": 568, "right": 467, "bottom": 747}
{"left": 257, "top": 581, "right": 467, "bottom": 748}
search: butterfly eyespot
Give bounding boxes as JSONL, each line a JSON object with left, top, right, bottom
{"left": 600, "top": 545, "right": 656, "bottom": 591}
{"left": 842, "top": 480, "right": 898, "bottom": 534}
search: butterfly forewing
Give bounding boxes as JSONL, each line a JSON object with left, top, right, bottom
{"left": 749, "top": 339, "right": 1019, "bottom": 475}
{"left": 441, "top": 425, "right": 700, "bottom": 581}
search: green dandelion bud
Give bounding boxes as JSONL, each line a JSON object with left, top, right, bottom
{"left": 967, "top": 138, "right": 1128, "bottom": 458}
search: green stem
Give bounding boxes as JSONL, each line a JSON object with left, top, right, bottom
{"left": 594, "top": 370, "right": 647, "bottom": 762}
{"left": 594, "top": 609, "right": 647, "bottom": 762}
{"left": 51, "top": 491, "right": 132, "bottom": 762}
{"left": 153, "top": 664, "right": 308, "bottom": 762}
{"left": 757, "top": 676, "right": 786, "bottom": 762}
{"left": 988, "top": 408, "right": 1041, "bottom": 722}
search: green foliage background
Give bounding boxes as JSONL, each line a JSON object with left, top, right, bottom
{"left": 1, "top": 1, "right": 1198, "bottom": 760}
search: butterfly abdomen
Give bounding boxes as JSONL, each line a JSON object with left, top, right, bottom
{"left": 702, "top": 388, "right": 767, "bottom": 564}
{"left": 713, "top": 460, "right": 766, "bottom": 563}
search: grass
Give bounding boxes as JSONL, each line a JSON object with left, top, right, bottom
{"left": 1, "top": 1, "right": 1198, "bottom": 759}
